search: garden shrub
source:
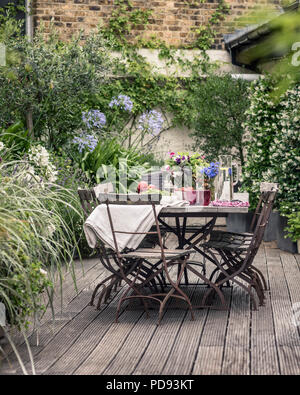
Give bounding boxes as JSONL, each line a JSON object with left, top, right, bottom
{"left": 242, "top": 76, "right": 300, "bottom": 219}
{"left": 185, "top": 73, "right": 250, "bottom": 165}
{"left": 0, "top": 25, "right": 112, "bottom": 149}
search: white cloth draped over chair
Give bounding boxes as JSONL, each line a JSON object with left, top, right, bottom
{"left": 83, "top": 196, "right": 189, "bottom": 251}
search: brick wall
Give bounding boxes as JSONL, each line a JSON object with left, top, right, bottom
{"left": 32, "top": 0, "right": 272, "bottom": 48}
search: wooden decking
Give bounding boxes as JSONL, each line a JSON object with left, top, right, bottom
{"left": 1, "top": 242, "right": 300, "bottom": 375}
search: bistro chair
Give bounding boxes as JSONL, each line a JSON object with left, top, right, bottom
{"left": 206, "top": 182, "right": 278, "bottom": 291}
{"left": 78, "top": 185, "right": 125, "bottom": 308}
{"left": 78, "top": 184, "right": 167, "bottom": 308}
{"left": 199, "top": 184, "right": 278, "bottom": 310}
{"left": 98, "top": 193, "right": 194, "bottom": 325}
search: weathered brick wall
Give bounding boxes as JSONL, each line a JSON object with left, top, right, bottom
{"left": 32, "top": 0, "right": 271, "bottom": 48}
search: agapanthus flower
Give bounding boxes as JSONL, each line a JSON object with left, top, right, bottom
{"left": 82, "top": 110, "right": 106, "bottom": 130}
{"left": 73, "top": 133, "right": 98, "bottom": 153}
{"left": 109, "top": 94, "right": 134, "bottom": 112}
{"left": 138, "top": 110, "right": 164, "bottom": 137}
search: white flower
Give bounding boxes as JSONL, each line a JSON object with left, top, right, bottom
{"left": 47, "top": 224, "right": 56, "bottom": 237}
{"left": 29, "top": 145, "right": 50, "bottom": 168}
{"left": 0, "top": 141, "right": 4, "bottom": 151}
{"left": 28, "top": 145, "right": 58, "bottom": 183}
{"left": 39, "top": 268, "right": 48, "bottom": 276}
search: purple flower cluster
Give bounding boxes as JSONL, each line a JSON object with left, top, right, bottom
{"left": 172, "top": 154, "right": 190, "bottom": 165}
{"left": 138, "top": 110, "right": 164, "bottom": 136}
{"left": 201, "top": 162, "right": 219, "bottom": 179}
{"left": 73, "top": 133, "right": 98, "bottom": 153}
{"left": 109, "top": 94, "right": 133, "bottom": 112}
{"left": 82, "top": 110, "right": 106, "bottom": 130}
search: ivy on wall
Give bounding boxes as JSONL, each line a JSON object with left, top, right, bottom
{"left": 101, "top": 0, "right": 231, "bottom": 50}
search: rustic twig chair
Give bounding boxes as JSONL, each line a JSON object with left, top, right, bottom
{"left": 200, "top": 184, "right": 278, "bottom": 310}
{"left": 99, "top": 193, "right": 194, "bottom": 325}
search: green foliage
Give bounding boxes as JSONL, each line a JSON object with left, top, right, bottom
{"left": 0, "top": 26, "right": 112, "bottom": 149}
{"left": 188, "top": 0, "right": 230, "bottom": 50}
{"left": 0, "top": 1, "right": 25, "bottom": 38}
{"left": 178, "top": 73, "right": 250, "bottom": 165}
{"left": 78, "top": 138, "right": 156, "bottom": 192}
{"left": 0, "top": 152, "right": 83, "bottom": 329}
{"left": 0, "top": 121, "right": 30, "bottom": 159}
{"left": 85, "top": 47, "right": 218, "bottom": 155}
{"left": 285, "top": 212, "right": 300, "bottom": 242}
{"left": 102, "top": 0, "right": 153, "bottom": 49}
{"left": 242, "top": 76, "right": 300, "bottom": 214}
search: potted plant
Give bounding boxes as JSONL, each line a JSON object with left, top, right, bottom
{"left": 285, "top": 212, "right": 300, "bottom": 254}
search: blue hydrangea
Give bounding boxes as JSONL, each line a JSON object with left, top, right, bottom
{"left": 138, "top": 110, "right": 164, "bottom": 137}
{"left": 201, "top": 162, "right": 220, "bottom": 179}
{"left": 82, "top": 110, "right": 106, "bottom": 130}
{"left": 73, "top": 133, "right": 98, "bottom": 153}
{"left": 109, "top": 94, "right": 134, "bottom": 112}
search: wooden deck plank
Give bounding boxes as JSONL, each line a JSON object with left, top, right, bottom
{"left": 132, "top": 310, "right": 192, "bottom": 375}
{"left": 0, "top": 264, "right": 114, "bottom": 374}
{"left": 1, "top": 244, "right": 300, "bottom": 376}
{"left": 160, "top": 288, "right": 207, "bottom": 375}
{"left": 72, "top": 307, "right": 146, "bottom": 375}
{"left": 280, "top": 251, "right": 300, "bottom": 309}
{"left": 250, "top": 248, "right": 280, "bottom": 375}
{"left": 264, "top": 246, "right": 300, "bottom": 375}
{"left": 103, "top": 273, "right": 200, "bottom": 376}
{"left": 0, "top": 257, "right": 101, "bottom": 359}
{"left": 294, "top": 254, "right": 300, "bottom": 270}
{"left": 191, "top": 289, "right": 231, "bottom": 375}
{"left": 102, "top": 313, "right": 160, "bottom": 376}
{"left": 126, "top": 265, "right": 203, "bottom": 376}
{"left": 48, "top": 268, "right": 179, "bottom": 375}
{"left": 45, "top": 286, "right": 133, "bottom": 375}
{"left": 221, "top": 285, "right": 251, "bottom": 375}
{"left": 28, "top": 287, "right": 127, "bottom": 375}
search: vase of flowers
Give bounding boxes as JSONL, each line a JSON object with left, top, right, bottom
{"left": 164, "top": 152, "right": 219, "bottom": 205}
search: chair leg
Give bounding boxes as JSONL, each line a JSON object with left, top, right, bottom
{"left": 96, "top": 288, "right": 107, "bottom": 310}
{"left": 251, "top": 265, "right": 269, "bottom": 291}
{"left": 115, "top": 266, "right": 151, "bottom": 322}
{"left": 158, "top": 288, "right": 175, "bottom": 325}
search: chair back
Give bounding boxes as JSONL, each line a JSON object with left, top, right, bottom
{"left": 78, "top": 183, "right": 114, "bottom": 219}
{"left": 97, "top": 193, "right": 165, "bottom": 261}
{"left": 93, "top": 182, "right": 114, "bottom": 197}
{"left": 78, "top": 188, "right": 98, "bottom": 219}
{"left": 245, "top": 184, "right": 278, "bottom": 265}
{"left": 249, "top": 182, "right": 278, "bottom": 232}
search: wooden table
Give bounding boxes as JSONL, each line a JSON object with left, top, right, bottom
{"left": 160, "top": 205, "right": 248, "bottom": 215}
